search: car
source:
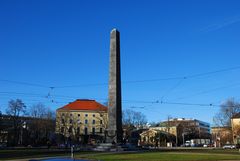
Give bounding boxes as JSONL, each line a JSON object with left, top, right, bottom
{"left": 0, "top": 143, "right": 7, "bottom": 149}
{"left": 203, "top": 144, "right": 208, "bottom": 147}
{"left": 223, "top": 144, "right": 236, "bottom": 149}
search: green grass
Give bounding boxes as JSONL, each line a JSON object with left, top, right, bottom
{"left": 85, "top": 153, "right": 240, "bottom": 161}
{"left": 75, "top": 149, "right": 240, "bottom": 161}
{"left": 0, "top": 149, "right": 68, "bottom": 160}
{"left": 0, "top": 148, "right": 94, "bottom": 160}
{"left": 2, "top": 148, "right": 240, "bottom": 161}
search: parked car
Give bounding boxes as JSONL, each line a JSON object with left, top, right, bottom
{"left": 184, "top": 141, "right": 191, "bottom": 147}
{"left": 203, "top": 144, "right": 208, "bottom": 147}
{"left": 223, "top": 144, "right": 236, "bottom": 149}
{"left": 0, "top": 143, "right": 7, "bottom": 149}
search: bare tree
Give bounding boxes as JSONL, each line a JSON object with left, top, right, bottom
{"left": 122, "top": 109, "right": 147, "bottom": 128}
{"left": 6, "top": 99, "right": 26, "bottom": 145}
{"left": 28, "top": 103, "right": 55, "bottom": 146}
{"left": 214, "top": 98, "right": 240, "bottom": 126}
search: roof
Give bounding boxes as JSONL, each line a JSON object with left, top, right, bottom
{"left": 232, "top": 113, "right": 240, "bottom": 118}
{"left": 57, "top": 99, "right": 107, "bottom": 111}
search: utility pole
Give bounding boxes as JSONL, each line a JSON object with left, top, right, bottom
{"left": 176, "top": 130, "right": 178, "bottom": 147}
{"left": 182, "top": 133, "right": 185, "bottom": 146}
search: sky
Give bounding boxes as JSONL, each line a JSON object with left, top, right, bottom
{"left": 0, "top": 0, "right": 240, "bottom": 125}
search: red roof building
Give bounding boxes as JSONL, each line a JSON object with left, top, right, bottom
{"left": 55, "top": 99, "right": 108, "bottom": 141}
{"left": 57, "top": 99, "right": 107, "bottom": 111}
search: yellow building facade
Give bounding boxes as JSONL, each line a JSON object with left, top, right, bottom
{"left": 55, "top": 99, "right": 108, "bottom": 143}
{"left": 211, "top": 127, "right": 232, "bottom": 146}
{"left": 150, "top": 126, "right": 177, "bottom": 136}
{"left": 231, "top": 113, "right": 240, "bottom": 144}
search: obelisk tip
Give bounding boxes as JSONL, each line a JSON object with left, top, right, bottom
{"left": 111, "top": 28, "right": 118, "bottom": 33}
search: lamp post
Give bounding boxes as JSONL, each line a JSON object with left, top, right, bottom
{"left": 176, "top": 129, "right": 178, "bottom": 147}
{"left": 182, "top": 133, "right": 185, "bottom": 146}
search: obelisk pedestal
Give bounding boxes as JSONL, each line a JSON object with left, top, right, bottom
{"left": 106, "top": 28, "right": 123, "bottom": 144}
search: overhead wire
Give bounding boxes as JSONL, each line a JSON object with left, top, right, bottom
{"left": 0, "top": 79, "right": 49, "bottom": 88}
{"left": 173, "top": 82, "right": 240, "bottom": 101}
{"left": 1, "top": 65, "right": 240, "bottom": 88}
{"left": 1, "top": 65, "right": 240, "bottom": 111}
{"left": 160, "top": 78, "right": 185, "bottom": 102}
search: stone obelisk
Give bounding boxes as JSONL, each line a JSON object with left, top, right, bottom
{"left": 107, "top": 28, "right": 122, "bottom": 143}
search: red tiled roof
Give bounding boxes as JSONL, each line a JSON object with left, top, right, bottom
{"left": 57, "top": 99, "right": 107, "bottom": 111}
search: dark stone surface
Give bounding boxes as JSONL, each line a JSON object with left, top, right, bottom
{"left": 107, "top": 29, "right": 123, "bottom": 143}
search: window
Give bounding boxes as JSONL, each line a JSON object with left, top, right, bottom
{"left": 85, "top": 114, "right": 88, "bottom": 117}
{"left": 61, "top": 127, "right": 64, "bottom": 133}
{"left": 100, "top": 120, "right": 103, "bottom": 124}
{"left": 92, "top": 127, "right": 95, "bottom": 135}
{"left": 69, "top": 119, "right": 73, "bottom": 124}
{"left": 100, "top": 128, "right": 103, "bottom": 133}
{"left": 69, "top": 126, "right": 73, "bottom": 133}
{"left": 77, "top": 119, "right": 81, "bottom": 124}
{"left": 78, "top": 114, "right": 80, "bottom": 117}
{"left": 85, "top": 119, "right": 88, "bottom": 124}
{"left": 93, "top": 114, "right": 95, "bottom": 117}
{"left": 61, "top": 113, "right": 65, "bottom": 116}
{"left": 92, "top": 120, "right": 95, "bottom": 124}
{"left": 61, "top": 119, "right": 65, "bottom": 124}
{"left": 77, "top": 127, "right": 80, "bottom": 135}
{"left": 84, "top": 127, "right": 88, "bottom": 135}
{"left": 70, "top": 113, "right": 73, "bottom": 117}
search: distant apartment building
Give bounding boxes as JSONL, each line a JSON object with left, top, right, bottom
{"left": 161, "top": 118, "right": 210, "bottom": 137}
{"left": 147, "top": 118, "right": 210, "bottom": 146}
{"left": 150, "top": 125, "right": 178, "bottom": 136}
{"left": 55, "top": 99, "right": 108, "bottom": 143}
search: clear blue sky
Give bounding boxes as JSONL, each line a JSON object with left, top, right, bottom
{"left": 1, "top": 0, "right": 240, "bottom": 125}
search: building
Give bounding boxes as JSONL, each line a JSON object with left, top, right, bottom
{"left": 153, "top": 118, "right": 211, "bottom": 146}
{"left": 150, "top": 125, "right": 178, "bottom": 136}
{"left": 0, "top": 114, "right": 55, "bottom": 146}
{"left": 161, "top": 118, "right": 210, "bottom": 137}
{"left": 139, "top": 129, "right": 175, "bottom": 147}
{"left": 55, "top": 99, "right": 108, "bottom": 144}
{"left": 211, "top": 126, "right": 232, "bottom": 147}
{"left": 231, "top": 113, "right": 240, "bottom": 144}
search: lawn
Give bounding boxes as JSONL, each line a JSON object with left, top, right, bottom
{"left": 75, "top": 149, "right": 240, "bottom": 161}
{"left": 0, "top": 148, "right": 95, "bottom": 160}
{"left": 1, "top": 148, "right": 240, "bottom": 161}
{"left": 0, "top": 149, "right": 69, "bottom": 160}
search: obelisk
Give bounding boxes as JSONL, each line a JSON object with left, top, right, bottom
{"left": 107, "top": 28, "right": 122, "bottom": 143}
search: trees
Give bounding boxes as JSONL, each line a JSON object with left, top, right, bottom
{"left": 6, "top": 99, "right": 26, "bottom": 146}
{"left": 213, "top": 98, "right": 240, "bottom": 144}
{"left": 122, "top": 109, "right": 147, "bottom": 143}
{"left": 6, "top": 99, "right": 26, "bottom": 117}
{"left": 28, "top": 103, "right": 55, "bottom": 146}
{"left": 214, "top": 98, "right": 240, "bottom": 126}
{"left": 122, "top": 109, "right": 147, "bottom": 128}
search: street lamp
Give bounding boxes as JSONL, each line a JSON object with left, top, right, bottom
{"left": 182, "top": 133, "right": 185, "bottom": 146}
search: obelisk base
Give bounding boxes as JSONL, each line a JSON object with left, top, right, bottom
{"left": 106, "top": 129, "right": 117, "bottom": 144}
